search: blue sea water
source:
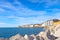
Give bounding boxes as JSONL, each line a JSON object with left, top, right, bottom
{"left": 0, "top": 28, "right": 44, "bottom": 38}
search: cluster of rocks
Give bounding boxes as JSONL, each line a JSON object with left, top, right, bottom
{"left": 9, "top": 29, "right": 60, "bottom": 40}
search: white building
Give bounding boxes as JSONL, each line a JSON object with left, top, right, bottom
{"left": 41, "top": 20, "right": 53, "bottom": 27}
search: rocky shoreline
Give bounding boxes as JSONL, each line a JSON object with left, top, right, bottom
{"left": 9, "top": 29, "right": 60, "bottom": 40}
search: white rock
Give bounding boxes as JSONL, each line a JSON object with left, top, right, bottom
{"left": 9, "top": 34, "right": 25, "bottom": 40}
{"left": 24, "top": 34, "right": 34, "bottom": 40}
{"left": 37, "top": 31, "right": 49, "bottom": 40}
{"left": 54, "top": 29, "right": 60, "bottom": 37}
{"left": 24, "top": 34, "right": 29, "bottom": 40}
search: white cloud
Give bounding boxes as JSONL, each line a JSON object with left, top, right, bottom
{"left": 0, "top": 11, "right": 60, "bottom": 27}
{"left": 0, "top": 1, "right": 46, "bottom": 16}
{"left": 14, "top": 8, "right": 60, "bottom": 26}
{"left": 0, "top": 3, "right": 18, "bottom": 11}
{"left": 14, "top": 15, "right": 52, "bottom": 25}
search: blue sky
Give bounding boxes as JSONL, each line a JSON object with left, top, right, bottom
{"left": 0, "top": 0, "right": 60, "bottom": 27}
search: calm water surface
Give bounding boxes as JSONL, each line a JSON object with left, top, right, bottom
{"left": 0, "top": 28, "right": 44, "bottom": 38}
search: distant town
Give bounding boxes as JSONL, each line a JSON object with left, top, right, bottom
{"left": 19, "top": 19, "right": 60, "bottom": 28}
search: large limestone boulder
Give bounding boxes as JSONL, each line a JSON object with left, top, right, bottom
{"left": 37, "top": 30, "right": 56, "bottom": 40}
{"left": 52, "top": 24, "right": 60, "bottom": 38}
{"left": 9, "top": 34, "right": 25, "bottom": 40}
{"left": 37, "top": 31, "right": 49, "bottom": 40}
{"left": 54, "top": 29, "right": 60, "bottom": 37}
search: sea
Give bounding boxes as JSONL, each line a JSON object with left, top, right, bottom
{"left": 0, "top": 28, "right": 44, "bottom": 38}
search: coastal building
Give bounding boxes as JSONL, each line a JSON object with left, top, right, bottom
{"left": 41, "top": 19, "right": 60, "bottom": 35}
{"left": 41, "top": 19, "right": 60, "bottom": 27}
{"left": 41, "top": 20, "right": 53, "bottom": 27}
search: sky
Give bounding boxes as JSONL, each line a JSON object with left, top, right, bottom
{"left": 0, "top": 0, "right": 60, "bottom": 27}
